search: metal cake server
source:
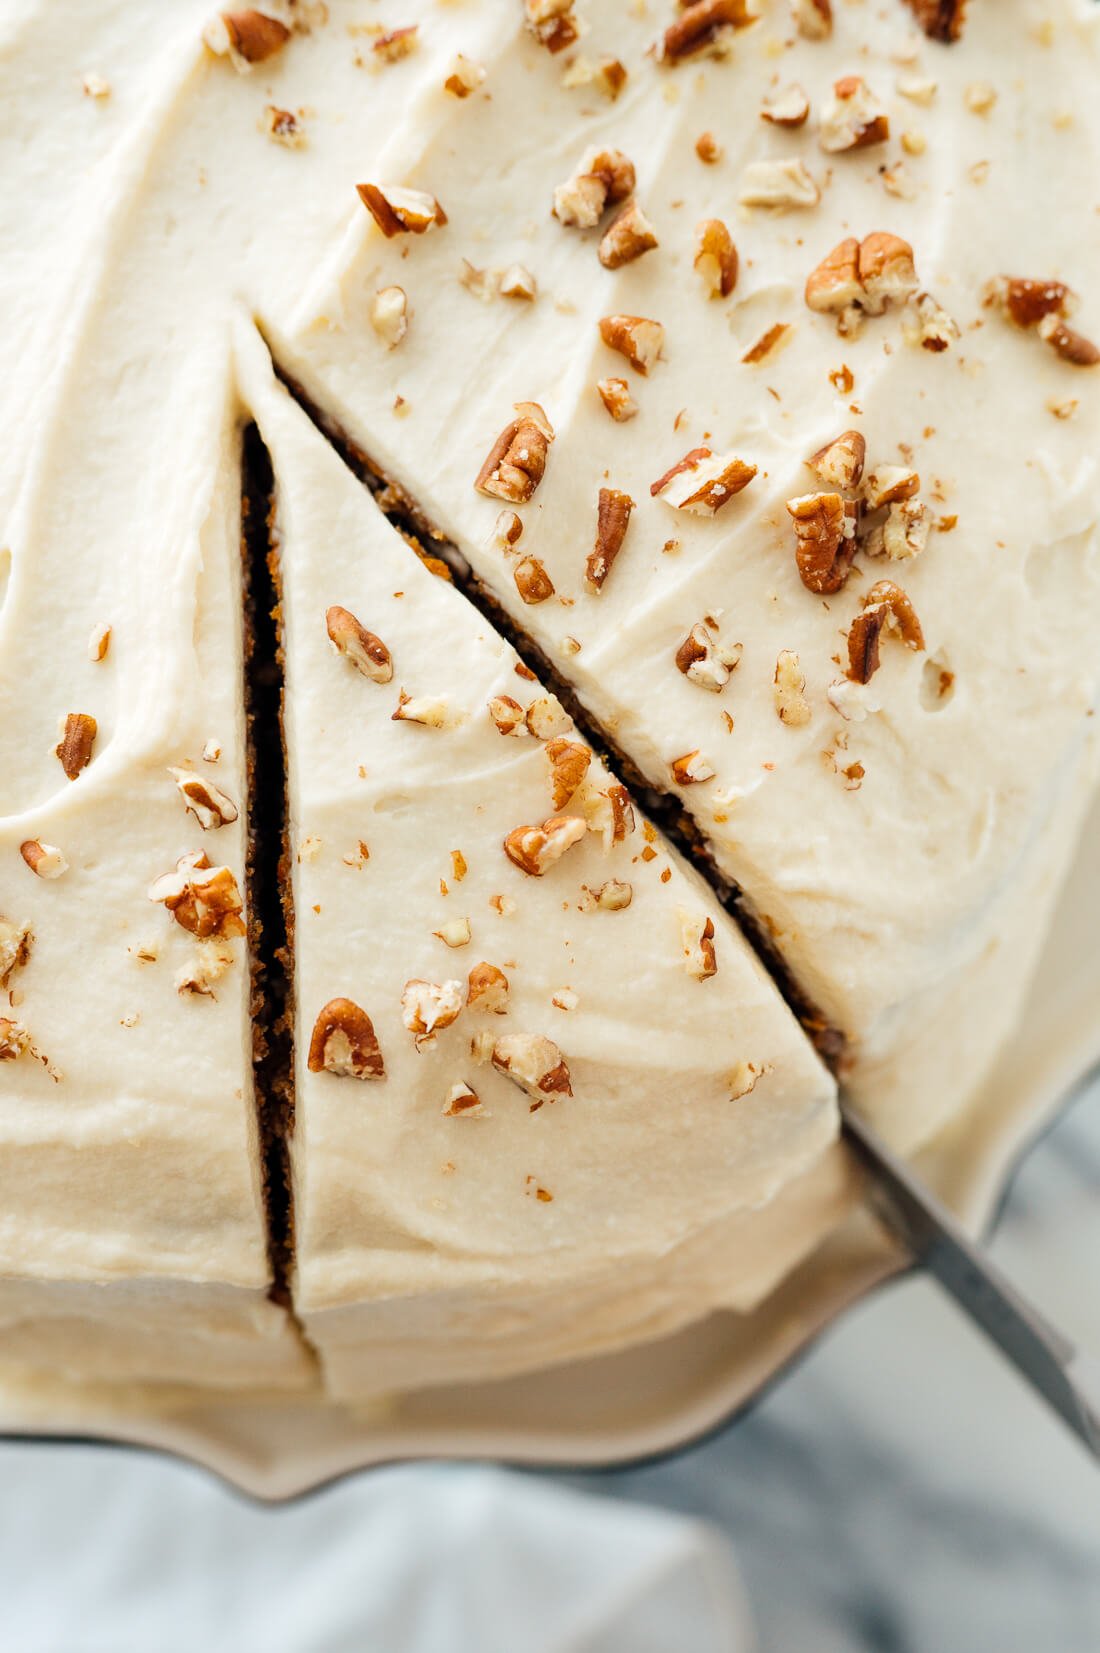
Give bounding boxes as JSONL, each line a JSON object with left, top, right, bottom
{"left": 841, "top": 1100, "right": 1100, "bottom": 1460}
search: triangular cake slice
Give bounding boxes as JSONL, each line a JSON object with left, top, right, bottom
{"left": 241, "top": 333, "right": 837, "bottom": 1401}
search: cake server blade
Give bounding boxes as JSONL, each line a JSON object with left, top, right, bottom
{"left": 841, "top": 1100, "right": 1100, "bottom": 1460}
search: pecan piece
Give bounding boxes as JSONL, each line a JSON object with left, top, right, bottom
{"left": 598, "top": 314, "right": 664, "bottom": 375}
{"left": 791, "top": 0, "right": 831, "bottom": 37}
{"left": 774, "top": 650, "right": 812, "bottom": 725}
{"left": 545, "top": 738, "right": 591, "bottom": 808}
{"left": 491, "top": 1033, "right": 572, "bottom": 1106}
{"left": 599, "top": 201, "right": 659, "bottom": 270}
{"left": 904, "top": 0, "right": 967, "bottom": 42}
{"left": 326, "top": 606, "right": 393, "bottom": 683}
{"left": 148, "top": 851, "right": 245, "bottom": 939}
{"left": 0, "top": 1019, "right": 30, "bottom": 1062}
{"left": 467, "top": 962, "right": 510, "bottom": 1013}
{"left": 680, "top": 912, "right": 718, "bottom": 980}
{"left": 761, "top": 84, "right": 810, "bottom": 127}
{"left": 56, "top": 713, "right": 97, "bottom": 780}
{"left": 1038, "top": 316, "right": 1100, "bottom": 368}
{"left": 475, "top": 402, "right": 555, "bottom": 502}
{"left": 369, "top": 286, "right": 408, "bottom": 348}
{"left": 658, "top": 0, "right": 755, "bottom": 64}
{"left": 651, "top": 447, "right": 757, "bottom": 515}
{"left": 402, "top": 978, "right": 464, "bottom": 1049}
{"left": 585, "top": 488, "right": 635, "bottom": 593}
{"left": 675, "top": 621, "right": 742, "bottom": 692}
{"left": 806, "top": 233, "right": 917, "bottom": 326}
{"left": 514, "top": 556, "right": 555, "bottom": 605}
{"left": 168, "top": 768, "right": 239, "bottom": 830}
{"left": 443, "top": 1082, "right": 485, "bottom": 1117}
{"left": 738, "top": 158, "right": 819, "bottom": 209}
{"left": 0, "top": 918, "right": 31, "bottom": 987}
{"left": 670, "top": 750, "right": 716, "bottom": 785}
{"left": 596, "top": 377, "right": 638, "bottom": 422}
{"left": 504, "top": 815, "right": 586, "bottom": 876}
{"left": 356, "top": 183, "right": 447, "bottom": 237}
{"left": 553, "top": 147, "right": 635, "bottom": 228}
{"left": 787, "top": 493, "right": 858, "bottom": 594}
{"left": 807, "top": 430, "right": 866, "bottom": 490}
{"left": 524, "top": 0, "right": 578, "bottom": 53}
{"left": 205, "top": 10, "right": 290, "bottom": 67}
{"left": 20, "top": 840, "right": 68, "bottom": 879}
{"left": 308, "top": 997, "right": 385, "bottom": 1079}
{"left": 694, "top": 219, "right": 738, "bottom": 298}
{"left": 392, "top": 690, "right": 451, "bottom": 727}
{"left": 443, "top": 54, "right": 485, "bottom": 96}
{"left": 488, "top": 694, "right": 529, "bottom": 736}
{"left": 820, "top": 76, "right": 889, "bottom": 152}
{"left": 846, "top": 580, "right": 925, "bottom": 683}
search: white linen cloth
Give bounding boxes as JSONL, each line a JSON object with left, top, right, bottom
{"left": 0, "top": 1457, "right": 754, "bottom": 1653}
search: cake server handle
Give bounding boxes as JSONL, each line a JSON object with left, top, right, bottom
{"left": 841, "top": 1100, "right": 1100, "bottom": 1460}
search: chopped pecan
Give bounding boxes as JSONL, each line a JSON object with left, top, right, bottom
{"left": 525, "top": 695, "right": 572, "bottom": 739}
{"left": 580, "top": 878, "right": 633, "bottom": 912}
{"left": 675, "top": 621, "right": 742, "bottom": 692}
{"left": 983, "top": 276, "right": 1075, "bottom": 330}
{"left": 488, "top": 509, "right": 524, "bottom": 553}
{"left": 651, "top": 447, "right": 757, "bottom": 515}
{"left": 791, "top": 0, "right": 831, "bottom": 37}
{"left": 0, "top": 918, "right": 32, "bottom": 986}
{"left": 442, "top": 1082, "right": 484, "bottom": 1117}
{"left": 695, "top": 131, "right": 722, "bottom": 164}
{"left": 467, "top": 961, "right": 510, "bottom": 1013}
{"left": 596, "top": 377, "right": 638, "bottom": 422}
{"left": 443, "top": 54, "right": 485, "bottom": 96}
{"left": 500, "top": 264, "right": 537, "bottom": 301}
{"left": 598, "top": 314, "right": 664, "bottom": 375}
{"left": 392, "top": 690, "right": 451, "bottom": 727}
{"left": 806, "top": 233, "right": 917, "bottom": 326}
{"left": 1038, "top": 315, "right": 1100, "bottom": 368}
{"left": 846, "top": 580, "right": 925, "bottom": 682}
{"left": 20, "top": 841, "right": 67, "bottom": 879}
{"left": 168, "top": 768, "right": 239, "bottom": 830}
{"left": 904, "top": 0, "right": 967, "bottom": 42}
{"left": 599, "top": 201, "right": 659, "bottom": 269}
{"left": 56, "top": 713, "right": 97, "bottom": 780}
{"left": 670, "top": 750, "right": 716, "bottom": 785}
{"left": 738, "top": 158, "right": 819, "bottom": 209}
{"left": 514, "top": 556, "right": 555, "bottom": 605}
{"left": 694, "top": 219, "right": 738, "bottom": 298}
{"left": 807, "top": 430, "right": 866, "bottom": 490}
{"left": 264, "top": 106, "right": 305, "bottom": 148}
{"left": 657, "top": 0, "right": 754, "bottom": 63}
{"left": 545, "top": 738, "right": 591, "bottom": 808}
{"left": 488, "top": 694, "right": 529, "bottom": 736}
{"left": 774, "top": 650, "right": 812, "bottom": 725}
{"left": 176, "top": 941, "right": 234, "bottom": 998}
{"left": 326, "top": 605, "right": 394, "bottom": 682}
{"left": 371, "top": 24, "right": 418, "bottom": 61}
{"left": 88, "top": 624, "right": 111, "bottom": 662}
{"left": 524, "top": 0, "right": 578, "bottom": 53}
{"left": 356, "top": 183, "right": 447, "bottom": 237}
{"left": 307, "top": 998, "right": 385, "bottom": 1079}
{"left": 862, "top": 466, "right": 919, "bottom": 508}
{"left": 858, "top": 233, "right": 919, "bottom": 314}
{"left": 680, "top": 912, "right": 718, "bottom": 980}
{"left": 402, "top": 978, "right": 464, "bottom": 1050}
{"left": 820, "top": 75, "right": 889, "bottom": 152}
{"left": 148, "top": 851, "right": 245, "bottom": 939}
{"left": 369, "top": 285, "right": 408, "bottom": 348}
{"left": 761, "top": 83, "right": 810, "bottom": 127}
{"left": 786, "top": 493, "right": 859, "bottom": 594}
{"left": 864, "top": 498, "right": 930, "bottom": 562}
{"left": 434, "top": 917, "right": 472, "bottom": 949}
{"left": 504, "top": 815, "right": 586, "bottom": 876}
{"left": 903, "top": 291, "right": 959, "bottom": 352}
{"left": 742, "top": 323, "right": 791, "bottom": 364}
{"left": 553, "top": 148, "right": 635, "bottom": 228}
{"left": 491, "top": 1032, "right": 571, "bottom": 1105}
{"left": 0, "top": 1018, "right": 30, "bottom": 1061}
{"left": 475, "top": 402, "right": 555, "bottom": 502}
{"left": 585, "top": 488, "right": 635, "bottom": 592}
{"left": 205, "top": 10, "right": 290, "bottom": 67}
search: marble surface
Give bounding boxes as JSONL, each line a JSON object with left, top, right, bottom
{"left": 0, "top": 1076, "right": 1097, "bottom": 1650}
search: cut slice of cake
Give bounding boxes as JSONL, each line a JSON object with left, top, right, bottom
{"left": 266, "top": 0, "right": 1100, "bottom": 1158}
{"left": 239, "top": 329, "right": 838, "bottom": 1400}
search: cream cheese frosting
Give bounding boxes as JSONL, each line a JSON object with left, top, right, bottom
{"left": 0, "top": 0, "right": 1097, "bottom": 1399}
